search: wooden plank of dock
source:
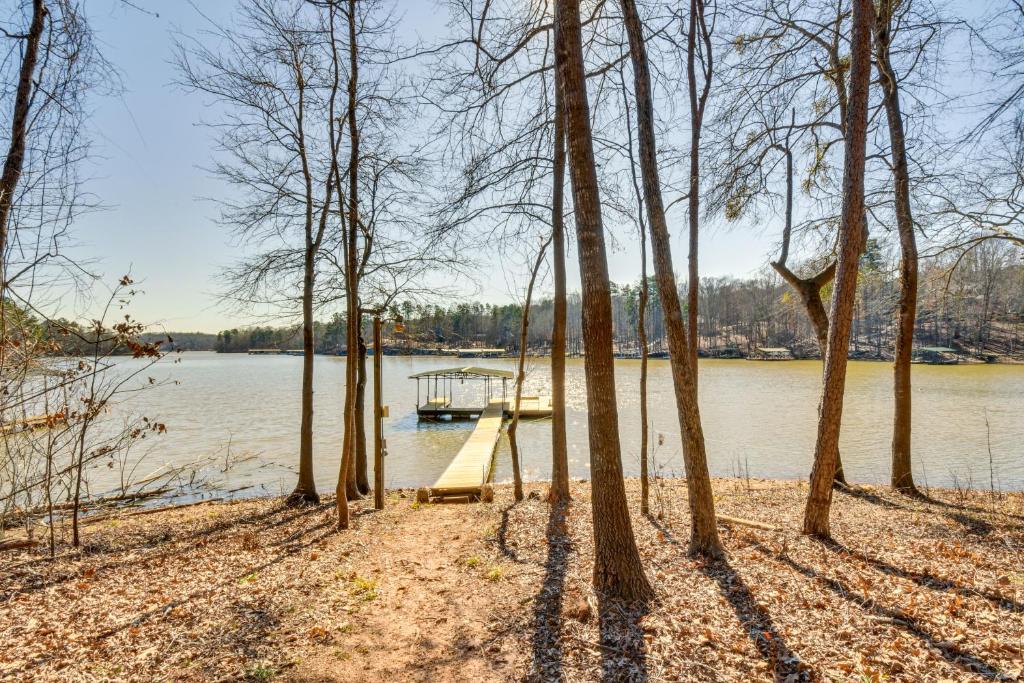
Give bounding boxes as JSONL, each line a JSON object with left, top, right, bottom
{"left": 504, "top": 396, "right": 553, "bottom": 418}
{"left": 427, "top": 400, "right": 505, "bottom": 499}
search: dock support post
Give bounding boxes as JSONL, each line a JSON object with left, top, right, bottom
{"left": 373, "top": 316, "right": 384, "bottom": 510}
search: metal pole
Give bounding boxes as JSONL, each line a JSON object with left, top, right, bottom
{"left": 373, "top": 316, "right": 384, "bottom": 510}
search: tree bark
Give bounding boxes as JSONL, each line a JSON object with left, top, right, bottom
{"left": 337, "top": 0, "right": 360, "bottom": 527}
{"left": 875, "top": 0, "right": 919, "bottom": 495}
{"left": 621, "top": 0, "right": 723, "bottom": 557}
{"left": 803, "top": 0, "right": 874, "bottom": 538}
{"left": 355, "top": 333, "right": 370, "bottom": 496}
{"left": 0, "top": 0, "right": 45, "bottom": 279}
{"left": 509, "top": 237, "right": 551, "bottom": 503}
{"left": 556, "top": 0, "right": 653, "bottom": 601}
{"left": 548, "top": 33, "right": 570, "bottom": 506}
{"left": 287, "top": 8, "right": 338, "bottom": 507}
{"left": 620, "top": 57, "right": 650, "bottom": 516}
{"left": 287, "top": 246, "right": 321, "bottom": 505}
{"left": 638, "top": 231, "right": 650, "bottom": 516}
{"left": 685, "top": 0, "right": 711, "bottom": 371}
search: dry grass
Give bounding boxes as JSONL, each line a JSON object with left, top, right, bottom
{"left": 1, "top": 479, "right": 1022, "bottom": 681}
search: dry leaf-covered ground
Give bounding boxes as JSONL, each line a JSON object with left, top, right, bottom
{"left": 2, "top": 478, "right": 1022, "bottom": 682}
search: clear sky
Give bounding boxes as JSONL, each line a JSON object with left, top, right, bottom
{"left": 74, "top": 0, "right": 782, "bottom": 333}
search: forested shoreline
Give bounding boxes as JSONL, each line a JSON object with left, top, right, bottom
{"left": 212, "top": 242, "right": 1024, "bottom": 360}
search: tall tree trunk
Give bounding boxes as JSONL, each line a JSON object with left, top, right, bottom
{"left": 509, "top": 238, "right": 551, "bottom": 503}
{"left": 287, "top": 252, "right": 320, "bottom": 505}
{"left": 0, "top": 0, "right": 45, "bottom": 277}
{"left": 803, "top": 0, "right": 874, "bottom": 538}
{"left": 638, "top": 233, "right": 650, "bottom": 516}
{"left": 287, "top": 8, "right": 335, "bottom": 508}
{"left": 556, "top": 0, "right": 652, "bottom": 601}
{"left": 548, "top": 34, "right": 570, "bottom": 505}
{"left": 875, "top": 0, "right": 919, "bottom": 495}
{"left": 621, "top": 0, "right": 722, "bottom": 557}
{"left": 337, "top": 0, "right": 360, "bottom": 527}
{"left": 620, "top": 60, "right": 650, "bottom": 516}
{"left": 686, "top": 0, "right": 711, "bottom": 370}
{"left": 355, "top": 332, "right": 370, "bottom": 496}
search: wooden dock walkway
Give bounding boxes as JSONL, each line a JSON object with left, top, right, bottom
{"left": 421, "top": 400, "right": 505, "bottom": 501}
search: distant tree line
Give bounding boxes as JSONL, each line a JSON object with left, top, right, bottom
{"left": 212, "top": 237, "right": 1023, "bottom": 360}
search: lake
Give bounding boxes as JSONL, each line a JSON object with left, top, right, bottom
{"left": 106, "top": 352, "right": 1024, "bottom": 499}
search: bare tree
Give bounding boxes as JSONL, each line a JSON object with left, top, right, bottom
{"left": 769, "top": 114, "right": 848, "bottom": 486}
{"left": 620, "top": 0, "right": 722, "bottom": 557}
{"left": 176, "top": 0, "right": 345, "bottom": 506}
{"left": 803, "top": 0, "right": 874, "bottom": 538}
{"left": 326, "top": 0, "right": 453, "bottom": 519}
{"left": 0, "top": 0, "right": 44, "bottom": 275}
{"left": 618, "top": 65, "right": 651, "bottom": 516}
{"left": 548, "top": 23, "right": 570, "bottom": 506}
{"left": 874, "top": 0, "right": 919, "bottom": 494}
{"left": 685, "top": 0, "right": 714, "bottom": 370}
{"left": 0, "top": 1, "right": 171, "bottom": 554}
{"left": 557, "top": 0, "right": 652, "bottom": 601}
{"left": 508, "top": 236, "right": 551, "bottom": 502}
{"left": 336, "top": 0, "right": 362, "bottom": 525}
{"left": 422, "top": 0, "right": 629, "bottom": 505}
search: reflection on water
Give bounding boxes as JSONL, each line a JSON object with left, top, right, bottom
{"left": 107, "top": 353, "right": 1024, "bottom": 497}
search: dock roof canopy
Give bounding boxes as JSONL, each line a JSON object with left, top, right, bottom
{"left": 918, "top": 346, "right": 958, "bottom": 353}
{"left": 408, "top": 366, "right": 513, "bottom": 380}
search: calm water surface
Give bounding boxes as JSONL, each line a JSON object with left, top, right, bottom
{"left": 110, "top": 353, "right": 1023, "bottom": 498}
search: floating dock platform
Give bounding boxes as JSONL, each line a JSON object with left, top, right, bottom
{"left": 416, "top": 396, "right": 553, "bottom": 420}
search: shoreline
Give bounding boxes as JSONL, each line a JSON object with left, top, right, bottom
{"left": 20, "top": 472, "right": 1024, "bottom": 532}
{"left": 205, "top": 349, "right": 1024, "bottom": 364}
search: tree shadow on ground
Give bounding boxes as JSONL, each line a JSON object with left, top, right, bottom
{"left": 291, "top": 620, "right": 508, "bottom": 682}
{"left": 527, "top": 502, "right": 571, "bottom": 682}
{"left": 699, "top": 559, "right": 809, "bottom": 681}
{"left": 822, "top": 538, "right": 1024, "bottom": 613}
{"left": 93, "top": 518, "right": 336, "bottom": 641}
{"left": 837, "top": 486, "right": 1021, "bottom": 536}
{"left": 495, "top": 501, "right": 527, "bottom": 564}
{"left": 646, "top": 516, "right": 807, "bottom": 681}
{"left": 596, "top": 594, "right": 649, "bottom": 683}
{"left": 751, "top": 541, "right": 1005, "bottom": 679}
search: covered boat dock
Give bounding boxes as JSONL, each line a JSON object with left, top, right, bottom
{"left": 411, "top": 366, "right": 552, "bottom": 502}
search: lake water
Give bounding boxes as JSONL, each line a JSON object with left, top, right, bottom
{"left": 107, "top": 352, "right": 1024, "bottom": 499}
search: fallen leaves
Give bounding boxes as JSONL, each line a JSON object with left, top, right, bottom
{"left": 1, "top": 480, "right": 1022, "bottom": 682}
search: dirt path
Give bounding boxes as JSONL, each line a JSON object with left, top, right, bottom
{"left": 290, "top": 499, "right": 525, "bottom": 682}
